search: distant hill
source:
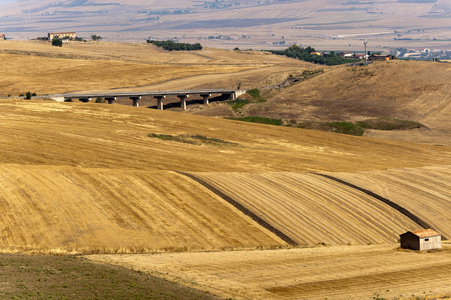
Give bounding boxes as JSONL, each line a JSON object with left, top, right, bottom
{"left": 1, "top": 0, "right": 450, "bottom": 51}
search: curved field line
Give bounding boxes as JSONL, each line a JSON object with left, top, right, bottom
{"left": 179, "top": 172, "right": 298, "bottom": 245}
{"left": 314, "top": 173, "right": 444, "bottom": 239}
{"left": 186, "top": 172, "right": 420, "bottom": 246}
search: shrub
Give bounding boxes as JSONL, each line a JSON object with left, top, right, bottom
{"left": 146, "top": 40, "right": 202, "bottom": 51}
{"left": 229, "top": 116, "right": 283, "bottom": 126}
{"left": 25, "top": 91, "right": 32, "bottom": 99}
{"left": 52, "top": 38, "right": 63, "bottom": 47}
{"left": 64, "top": 98, "right": 73, "bottom": 102}
{"left": 91, "top": 34, "right": 102, "bottom": 41}
{"left": 357, "top": 117, "right": 424, "bottom": 130}
{"left": 95, "top": 97, "right": 105, "bottom": 103}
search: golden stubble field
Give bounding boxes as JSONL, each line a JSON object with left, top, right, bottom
{"left": 1, "top": 42, "right": 450, "bottom": 299}
{"left": 0, "top": 40, "right": 309, "bottom": 95}
{"left": 88, "top": 244, "right": 451, "bottom": 300}
{"left": 0, "top": 98, "right": 450, "bottom": 298}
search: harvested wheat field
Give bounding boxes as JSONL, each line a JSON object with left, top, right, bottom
{"left": 0, "top": 166, "right": 285, "bottom": 253}
{"left": 88, "top": 243, "right": 451, "bottom": 300}
{"left": 1, "top": 100, "right": 449, "bottom": 172}
{"left": 1, "top": 41, "right": 451, "bottom": 299}
{"left": 327, "top": 165, "right": 451, "bottom": 240}
{"left": 0, "top": 100, "right": 449, "bottom": 254}
{"left": 0, "top": 40, "right": 309, "bottom": 96}
{"left": 187, "top": 172, "right": 423, "bottom": 245}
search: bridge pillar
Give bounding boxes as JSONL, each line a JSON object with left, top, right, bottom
{"left": 222, "top": 92, "right": 236, "bottom": 101}
{"left": 105, "top": 97, "right": 117, "bottom": 104}
{"left": 154, "top": 95, "right": 166, "bottom": 110}
{"left": 200, "top": 93, "right": 211, "bottom": 106}
{"left": 130, "top": 96, "right": 141, "bottom": 107}
{"left": 177, "top": 94, "right": 189, "bottom": 111}
{"left": 79, "top": 98, "right": 92, "bottom": 103}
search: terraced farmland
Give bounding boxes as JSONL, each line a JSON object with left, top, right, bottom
{"left": 188, "top": 172, "right": 421, "bottom": 246}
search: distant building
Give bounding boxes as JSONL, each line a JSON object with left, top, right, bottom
{"left": 369, "top": 54, "right": 395, "bottom": 61}
{"left": 0, "top": 33, "right": 5, "bottom": 40}
{"left": 339, "top": 52, "right": 353, "bottom": 58}
{"left": 353, "top": 53, "right": 366, "bottom": 60}
{"left": 400, "top": 229, "right": 441, "bottom": 251}
{"left": 310, "top": 51, "right": 323, "bottom": 56}
{"left": 48, "top": 32, "right": 77, "bottom": 41}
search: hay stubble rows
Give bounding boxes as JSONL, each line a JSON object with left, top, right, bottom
{"left": 0, "top": 42, "right": 450, "bottom": 299}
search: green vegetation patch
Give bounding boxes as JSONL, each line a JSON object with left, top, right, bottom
{"left": 146, "top": 40, "right": 202, "bottom": 51}
{"left": 0, "top": 254, "right": 218, "bottom": 300}
{"left": 227, "top": 88, "right": 265, "bottom": 113}
{"left": 228, "top": 116, "right": 283, "bottom": 126}
{"left": 294, "top": 118, "right": 425, "bottom": 136}
{"left": 296, "top": 121, "right": 365, "bottom": 136}
{"left": 357, "top": 117, "right": 425, "bottom": 130}
{"left": 149, "top": 133, "right": 238, "bottom": 146}
{"left": 228, "top": 99, "right": 251, "bottom": 112}
{"left": 269, "top": 44, "right": 359, "bottom": 66}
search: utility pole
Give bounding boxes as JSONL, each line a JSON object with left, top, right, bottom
{"left": 363, "top": 40, "right": 368, "bottom": 65}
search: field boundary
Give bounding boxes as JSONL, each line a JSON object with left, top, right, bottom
{"left": 179, "top": 172, "right": 297, "bottom": 245}
{"left": 315, "top": 173, "right": 448, "bottom": 240}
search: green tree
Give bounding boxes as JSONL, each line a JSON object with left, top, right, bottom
{"left": 52, "top": 37, "right": 63, "bottom": 47}
{"left": 91, "top": 34, "right": 102, "bottom": 41}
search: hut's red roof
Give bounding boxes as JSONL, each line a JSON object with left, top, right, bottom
{"left": 412, "top": 229, "right": 440, "bottom": 238}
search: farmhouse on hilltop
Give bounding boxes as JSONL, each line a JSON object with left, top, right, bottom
{"left": 400, "top": 229, "right": 441, "bottom": 251}
{"left": 48, "top": 32, "right": 77, "bottom": 41}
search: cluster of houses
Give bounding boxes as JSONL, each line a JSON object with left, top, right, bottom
{"left": 311, "top": 50, "right": 395, "bottom": 61}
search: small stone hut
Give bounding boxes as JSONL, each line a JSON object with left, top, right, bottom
{"left": 400, "top": 229, "right": 441, "bottom": 251}
{"left": 0, "top": 33, "right": 5, "bottom": 40}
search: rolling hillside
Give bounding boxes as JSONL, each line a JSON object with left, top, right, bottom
{"left": 0, "top": 167, "right": 285, "bottom": 253}
{"left": 328, "top": 166, "right": 451, "bottom": 239}
{"left": 187, "top": 170, "right": 446, "bottom": 246}
{"left": 0, "top": 98, "right": 449, "bottom": 253}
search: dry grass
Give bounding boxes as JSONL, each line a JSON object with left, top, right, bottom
{"left": 0, "top": 100, "right": 449, "bottom": 172}
{"left": 0, "top": 166, "right": 285, "bottom": 254}
{"left": 0, "top": 40, "right": 311, "bottom": 95}
{"left": 0, "top": 100, "right": 449, "bottom": 254}
{"left": 328, "top": 165, "right": 451, "bottom": 240}
{"left": 87, "top": 244, "right": 451, "bottom": 300}
{"left": 189, "top": 172, "right": 421, "bottom": 245}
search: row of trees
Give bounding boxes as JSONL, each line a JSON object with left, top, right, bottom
{"left": 146, "top": 40, "right": 202, "bottom": 51}
{"left": 269, "top": 44, "right": 358, "bottom": 66}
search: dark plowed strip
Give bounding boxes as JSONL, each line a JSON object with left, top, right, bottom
{"left": 179, "top": 172, "right": 298, "bottom": 245}
{"left": 315, "top": 173, "right": 447, "bottom": 240}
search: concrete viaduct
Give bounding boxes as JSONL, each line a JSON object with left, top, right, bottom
{"left": 49, "top": 89, "right": 247, "bottom": 110}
